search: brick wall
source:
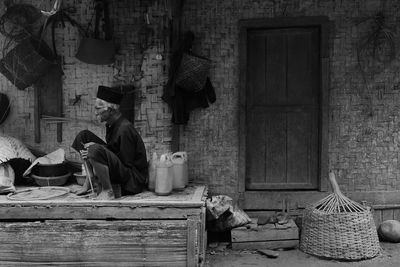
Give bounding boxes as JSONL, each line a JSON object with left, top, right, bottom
{"left": 1, "top": 0, "right": 400, "bottom": 197}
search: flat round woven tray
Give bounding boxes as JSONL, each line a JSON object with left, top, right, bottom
{"left": 6, "top": 186, "right": 70, "bottom": 201}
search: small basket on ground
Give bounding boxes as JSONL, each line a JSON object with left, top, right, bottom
{"left": 300, "top": 171, "right": 380, "bottom": 260}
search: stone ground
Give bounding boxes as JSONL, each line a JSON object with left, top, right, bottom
{"left": 205, "top": 242, "right": 400, "bottom": 267}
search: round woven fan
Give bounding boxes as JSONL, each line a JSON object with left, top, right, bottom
{"left": 7, "top": 186, "right": 70, "bottom": 201}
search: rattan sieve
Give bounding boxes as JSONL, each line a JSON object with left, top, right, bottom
{"left": 300, "top": 171, "right": 381, "bottom": 260}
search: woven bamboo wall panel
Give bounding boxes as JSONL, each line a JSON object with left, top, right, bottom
{"left": 180, "top": 0, "right": 400, "bottom": 196}
{"left": 2, "top": 0, "right": 400, "bottom": 198}
{"left": 0, "top": 0, "right": 172, "bottom": 160}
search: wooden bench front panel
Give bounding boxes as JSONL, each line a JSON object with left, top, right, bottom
{"left": 0, "top": 220, "right": 188, "bottom": 266}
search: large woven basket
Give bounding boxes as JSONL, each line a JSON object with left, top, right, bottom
{"left": 300, "top": 172, "right": 381, "bottom": 260}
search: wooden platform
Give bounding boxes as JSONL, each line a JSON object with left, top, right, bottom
{"left": 0, "top": 184, "right": 207, "bottom": 267}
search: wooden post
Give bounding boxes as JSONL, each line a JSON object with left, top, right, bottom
{"left": 33, "top": 86, "right": 41, "bottom": 143}
{"left": 187, "top": 215, "right": 199, "bottom": 267}
{"left": 169, "top": 0, "right": 185, "bottom": 152}
{"left": 56, "top": 56, "right": 63, "bottom": 143}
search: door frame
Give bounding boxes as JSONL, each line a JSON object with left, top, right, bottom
{"left": 238, "top": 16, "right": 331, "bottom": 209}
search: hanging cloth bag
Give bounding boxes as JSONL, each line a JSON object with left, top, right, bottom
{"left": 76, "top": 0, "right": 115, "bottom": 65}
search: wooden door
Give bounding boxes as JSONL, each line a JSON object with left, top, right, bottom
{"left": 246, "top": 27, "right": 320, "bottom": 190}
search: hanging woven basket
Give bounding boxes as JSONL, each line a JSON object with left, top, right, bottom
{"left": 0, "top": 38, "right": 56, "bottom": 90}
{"left": 0, "top": 4, "right": 42, "bottom": 42}
{"left": 300, "top": 171, "right": 381, "bottom": 260}
{"left": 0, "top": 93, "right": 10, "bottom": 125}
{"left": 175, "top": 53, "right": 211, "bottom": 92}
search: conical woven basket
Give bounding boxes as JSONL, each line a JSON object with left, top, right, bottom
{"left": 300, "top": 171, "right": 380, "bottom": 260}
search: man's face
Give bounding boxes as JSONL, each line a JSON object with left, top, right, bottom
{"left": 94, "top": 98, "right": 111, "bottom": 123}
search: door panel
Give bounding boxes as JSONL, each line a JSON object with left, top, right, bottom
{"left": 265, "top": 33, "right": 287, "bottom": 106}
{"left": 246, "top": 27, "right": 320, "bottom": 190}
{"left": 265, "top": 112, "right": 287, "bottom": 185}
{"left": 286, "top": 109, "right": 318, "bottom": 187}
{"left": 247, "top": 111, "right": 266, "bottom": 184}
{"left": 287, "top": 29, "right": 319, "bottom": 105}
{"left": 247, "top": 34, "right": 266, "bottom": 107}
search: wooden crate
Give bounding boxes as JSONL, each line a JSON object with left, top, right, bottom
{"left": 0, "top": 185, "right": 207, "bottom": 267}
{"left": 231, "top": 219, "right": 299, "bottom": 250}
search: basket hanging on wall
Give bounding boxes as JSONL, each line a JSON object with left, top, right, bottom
{"left": 0, "top": 38, "right": 56, "bottom": 90}
{"left": 175, "top": 53, "right": 211, "bottom": 92}
{"left": 0, "top": 4, "right": 42, "bottom": 42}
{"left": 0, "top": 93, "right": 10, "bottom": 125}
{"left": 76, "top": 0, "right": 115, "bottom": 65}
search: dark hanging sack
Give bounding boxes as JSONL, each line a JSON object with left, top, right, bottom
{"left": 76, "top": 0, "right": 115, "bottom": 65}
{"left": 0, "top": 38, "right": 56, "bottom": 90}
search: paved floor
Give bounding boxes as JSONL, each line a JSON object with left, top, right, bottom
{"left": 205, "top": 242, "right": 400, "bottom": 267}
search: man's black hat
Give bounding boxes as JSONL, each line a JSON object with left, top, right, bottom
{"left": 97, "top": 86, "right": 123, "bottom": 104}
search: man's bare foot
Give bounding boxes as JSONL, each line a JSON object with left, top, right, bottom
{"left": 74, "top": 185, "right": 90, "bottom": 195}
{"left": 95, "top": 189, "right": 115, "bottom": 200}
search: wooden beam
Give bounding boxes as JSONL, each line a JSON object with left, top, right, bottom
{"left": 169, "top": 0, "right": 185, "bottom": 152}
{"left": 237, "top": 20, "right": 247, "bottom": 198}
{"left": 243, "top": 190, "right": 400, "bottom": 210}
{"left": 232, "top": 240, "right": 299, "bottom": 250}
{"left": 319, "top": 57, "right": 330, "bottom": 192}
{"left": 0, "top": 206, "right": 201, "bottom": 220}
{"left": 232, "top": 226, "right": 298, "bottom": 243}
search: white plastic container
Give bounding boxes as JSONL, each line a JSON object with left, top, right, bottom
{"left": 155, "top": 153, "right": 173, "bottom": 196}
{"left": 148, "top": 152, "right": 157, "bottom": 191}
{"left": 171, "top": 152, "right": 188, "bottom": 190}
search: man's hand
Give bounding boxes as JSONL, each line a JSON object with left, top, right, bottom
{"left": 80, "top": 149, "right": 87, "bottom": 159}
{"left": 80, "top": 142, "right": 96, "bottom": 159}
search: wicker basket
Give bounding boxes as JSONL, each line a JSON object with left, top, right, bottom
{"left": 300, "top": 207, "right": 380, "bottom": 260}
{"left": 175, "top": 53, "right": 211, "bottom": 92}
{"left": 0, "top": 38, "right": 55, "bottom": 90}
{"left": 300, "top": 172, "right": 381, "bottom": 260}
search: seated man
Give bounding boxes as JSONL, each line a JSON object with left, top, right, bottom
{"left": 72, "top": 85, "right": 148, "bottom": 199}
